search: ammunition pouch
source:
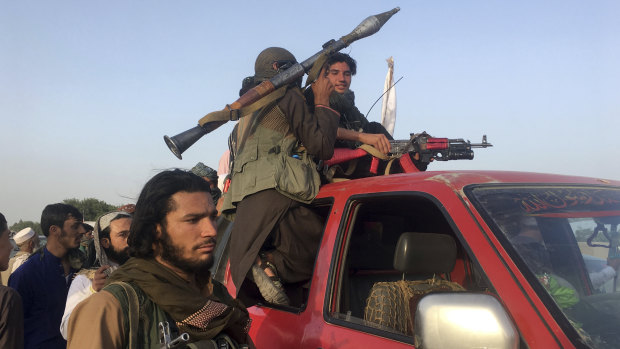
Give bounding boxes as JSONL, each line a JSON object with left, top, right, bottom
{"left": 274, "top": 147, "right": 320, "bottom": 203}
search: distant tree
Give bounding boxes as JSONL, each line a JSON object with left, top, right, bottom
{"left": 9, "top": 220, "right": 43, "bottom": 236}
{"left": 63, "top": 198, "right": 118, "bottom": 221}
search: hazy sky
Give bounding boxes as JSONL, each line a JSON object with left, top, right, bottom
{"left": 1, "top": 1, "right": 619, "bottom": 225}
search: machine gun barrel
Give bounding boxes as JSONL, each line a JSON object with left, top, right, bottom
{"left": 468, "top": 135, "right": 493, "bottom": 148}
{"left": 164, "top": 7, "right": 400, "bottom": 159}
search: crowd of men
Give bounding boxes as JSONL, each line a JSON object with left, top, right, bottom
{"left": 0, "top": 49, "right": 392, "bottom": 348}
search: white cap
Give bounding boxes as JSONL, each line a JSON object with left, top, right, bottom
{"left": 14, "top": 227, "right": 36, "bottom": 245}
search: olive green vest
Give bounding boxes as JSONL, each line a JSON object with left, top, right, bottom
{"left": 104, "top": 282, "right": 169, "bottom": 349}
{"left": 223, "top": 95, "right": 321, "bottom": 211}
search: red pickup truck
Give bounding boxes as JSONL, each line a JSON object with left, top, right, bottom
{"left": 212, "top": 170, "right": 620, "bottom": 349}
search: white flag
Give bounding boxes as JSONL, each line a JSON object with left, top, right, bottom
{"left": 381, "top": 57, "right": 396, "bottom": 136}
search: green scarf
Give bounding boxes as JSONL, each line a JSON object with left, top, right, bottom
{"left": 107, "top": 258, "right": 251, "bottom": 342}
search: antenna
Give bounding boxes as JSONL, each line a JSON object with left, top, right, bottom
{"left": 365, "top": 76, "right": 403, "bottom": 119}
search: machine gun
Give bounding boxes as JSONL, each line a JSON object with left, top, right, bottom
{"left": 389, "top": 132, "right": 492, "bottom": 163}
{"left": 324, "top": 131, "right": 492, "bottom": 179}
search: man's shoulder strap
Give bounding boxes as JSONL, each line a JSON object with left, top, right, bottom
{"left": 197, "top": 85, "right": 288, "bottom": 126}
{"left": 105, "top": 281, "right": 142, "bottom": 349}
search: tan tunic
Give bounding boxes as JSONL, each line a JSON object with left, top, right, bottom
{"left": 0, "top": 285, "right": 24, "bottom": 349}
{"left": 67, "top": 281, "right": 253, "bottom": 348}
{"left": 1, "top": 251, "right": 30, "bottom": 286}
{"left": 66, "top": 290, "right": 125, "bottom": 348}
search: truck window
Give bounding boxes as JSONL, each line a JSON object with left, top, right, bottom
{"left": 469, "top": 185, "right": 620, "bottom": 349}
{"left": 327, "top": 194, "right": 495, "bottom": 343}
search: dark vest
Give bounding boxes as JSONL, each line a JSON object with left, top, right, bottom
{"left": 223, "top": 94, "right": 320, "bottom": 211}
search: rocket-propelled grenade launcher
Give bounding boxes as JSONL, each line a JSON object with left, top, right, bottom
{"left": 164, "top": 7, "right": 400, "bottom": 159}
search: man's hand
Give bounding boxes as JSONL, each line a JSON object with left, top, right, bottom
{"left": 312, "top": 66, "right": 334, "bottom": 106}
{"left": 336, "top": 128, "right": 392, "bottom": 155}
{"left": 359, "top": 132, "right": 391, "bottom": 155}
{"left": 92, "top": 265, "right": 110, "bottom": 292}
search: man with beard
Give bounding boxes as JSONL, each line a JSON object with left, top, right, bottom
{"left": 60, "top": 210, "right": 132, "bottom": 339}
{"left": 9, "top": 203, "right": 85, "bottom": 349}
{"left": 67, "top": 169, "right": 252, "bottom": 348}
{"left": 305, "top": 52, "right": 392, "bottom": 154}
{"left": 224, "top": 47, "right": 337, "bottom": 307}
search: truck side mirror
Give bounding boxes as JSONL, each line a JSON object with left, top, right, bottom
{"left": 414, "top": 293, "right": 518, "bottom": 349}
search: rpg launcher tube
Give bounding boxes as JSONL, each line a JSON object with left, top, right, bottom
{"left": 271, "top": 7, "right": 400, "bottom": 88}
{"left": 165, "top": 7, "right": 400, "bottom": 159}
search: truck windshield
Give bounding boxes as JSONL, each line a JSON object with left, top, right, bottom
{"left": 469, "top": 185, "right": 620, "bottom": 349}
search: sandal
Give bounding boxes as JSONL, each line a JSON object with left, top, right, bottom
{"left": 251, "top": 255, "right": 290, "bottom": 305}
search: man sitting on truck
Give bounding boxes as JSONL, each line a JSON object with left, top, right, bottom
{"left": 305, "top": 52, "right": 392, "bottom": 155}
{"left": 223, "top": 47, "right": 339, "bottom": 306}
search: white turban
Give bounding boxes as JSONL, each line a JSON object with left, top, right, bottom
{"left": 14, "top": 227, "right": 36, "bottom": 245}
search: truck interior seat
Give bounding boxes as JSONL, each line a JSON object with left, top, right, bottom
{"left": 343, "top": 221, "right": 402, "bottom": 318}
{"left": 363, "top": 232, "right": 465, "bottom": 335}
